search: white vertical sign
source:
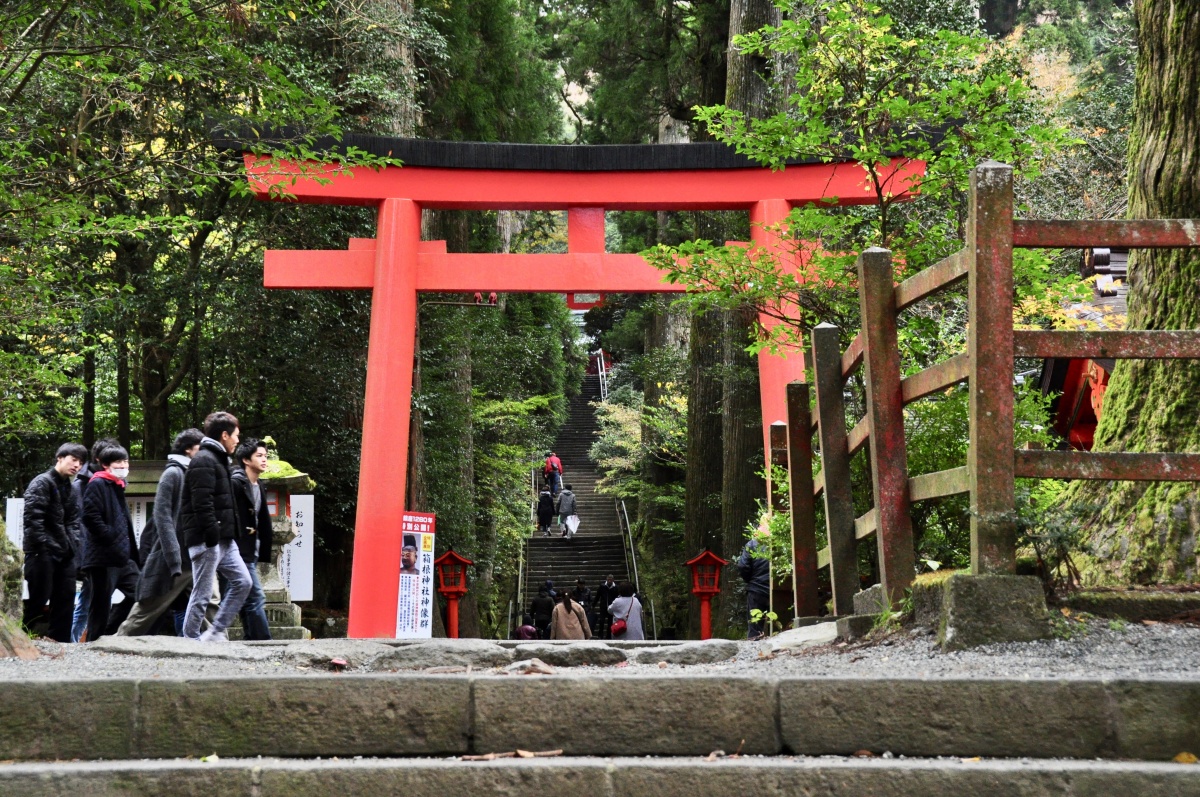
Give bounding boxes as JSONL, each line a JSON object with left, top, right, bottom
{"left": 281, "top": 494, "right": 314, "bottom": 601}
{"left": 5, "top": 498, "right": 27, "bottom": 600}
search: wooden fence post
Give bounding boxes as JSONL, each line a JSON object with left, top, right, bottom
{"left": 769, "top": 421, "right": 789, "bottom": 623}
{"left": 811, "top": 323, "right": 858, "bottom": 615}
{"left": 786, "top": 381, "right": 820, "bottom": 619}
{"left": 968, "top": 162, "right": 1016, "bottom": 574}
{"left": 858, "top": 247, "right": 915, "bottom": 604}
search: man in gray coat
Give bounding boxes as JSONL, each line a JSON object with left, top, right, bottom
{"left": 556, "top": 484, "right": 577, "bottom": 538}
{"left": 115, "top": 429, "right": 204, "bottom": 636}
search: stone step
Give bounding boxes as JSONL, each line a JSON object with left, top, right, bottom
{"left": 0, "top": 672, "right": 1197, "bottom": 763}
{"left": 2, "top": 756, "right": 1195, "bottom": 796}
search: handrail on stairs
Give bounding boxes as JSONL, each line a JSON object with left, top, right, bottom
{"left": 598, "top": 357, "right": 657, "bottom": 639}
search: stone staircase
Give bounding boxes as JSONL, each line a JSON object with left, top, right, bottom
{"left": 523, "top": 374, "right": 628, "bottom": 607}
{"left": 0, "top": 665, "right": 1195, "bottom": 794}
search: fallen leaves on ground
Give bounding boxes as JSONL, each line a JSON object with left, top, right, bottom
{"left": 461, "top": 749, "right": 562, "bottom": 761}
{"left": 1174, "top": 752, "right": 1198, "bottom": 764}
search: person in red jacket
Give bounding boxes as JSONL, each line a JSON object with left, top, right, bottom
{"left": 543, "top": 451, "right": 563, "bottom": 496}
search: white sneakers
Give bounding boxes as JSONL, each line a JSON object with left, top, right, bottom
{"left": 198, "top": 627, "right": 228, "bottom": 643}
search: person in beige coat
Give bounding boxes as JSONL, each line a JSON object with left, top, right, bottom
{"left": 550, "top": 592, "right": 592, "bottom": 640}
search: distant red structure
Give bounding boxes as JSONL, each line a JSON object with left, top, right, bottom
{"left": 238, "top": 137, "right": 921, "bottom": 638}
{"left": 1038, "top": 248, "right": 1127, "bottom": 449}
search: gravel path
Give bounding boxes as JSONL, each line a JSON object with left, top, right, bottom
{"left": 1, "top": 619, "right": 1196, "bottom": 681}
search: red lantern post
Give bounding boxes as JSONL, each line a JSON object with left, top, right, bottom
{"left": 434, "top": 549, "right": 473, "bottom": 639}
{"left": 684, "top": 550, "right": 728, "bottom": 640}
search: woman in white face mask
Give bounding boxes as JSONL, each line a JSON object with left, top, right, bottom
{"left": 80, "top": 444, "right": 141, "bottom": 642}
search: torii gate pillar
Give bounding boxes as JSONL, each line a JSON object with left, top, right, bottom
{"left": 350, "top": 198, "right": 421, "bottom": 637}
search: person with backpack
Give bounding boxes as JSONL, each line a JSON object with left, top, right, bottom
{"left": 555, "top": 483, "right": 578, "bottom": 537}
{"left": 21, "top": 442, "right": 88, "bottom": 641}
{"left": 536, "top": 487, "right": 555, "bottom": 537}
{"left": 543, "top": 451, "right": 563, "bottom": 497}
{"left": 80, "top": 444, "right": 140, "bottom": 642}
{"left": 115, "top": 429, "right": 204, "bottom": 636}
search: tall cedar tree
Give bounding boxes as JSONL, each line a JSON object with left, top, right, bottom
{"left": 1068, "top": 0, "right": 1200, "bottom": 584}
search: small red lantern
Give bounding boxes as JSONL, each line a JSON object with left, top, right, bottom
{"left": 684, "top": 549, "right": 728, "bottom": 640}
{"left": 434, "top": 549, "right": 473, "bottom": 639}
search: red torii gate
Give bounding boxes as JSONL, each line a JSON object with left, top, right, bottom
{"left": 241, "top": 138, "right": 920, "bottom": 638}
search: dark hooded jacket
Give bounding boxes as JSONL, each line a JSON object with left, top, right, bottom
{"left": 81, "top": 473, "right": 139, "bottom": 569}
{"left": 231, "top": 468, "right": 274, "bottom": 564}
{"left": 737, "top": 539, "right": 771, "bottom": 597}
{"left": 135, "top": 456, "right": 191, "bottom": 601}
{"left": 179, "top": 437, "right": 238, "bottom": 548}
{"left": 22, "top": 467, "right": 80, "bottom": 562}
{"left": 536, "top": 491, "right": 555, "bottom": 524}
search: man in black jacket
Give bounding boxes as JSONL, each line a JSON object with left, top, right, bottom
{"left": 80, "top": 443, "right": 140, "bottom": 643}
{"left": 737, "top": 538, "right": 772, "bottom": 640}
{"left": 22, "top": 442, "right": 88, "bottom": 641}
{"left": 594, "top": 574, "right": 620, "bottom": 639}
{"left": 179, "top": 411, "right": 251, "bottom": 642}
{"left": 229, "top": 438, "right": 274, "bottom": 640}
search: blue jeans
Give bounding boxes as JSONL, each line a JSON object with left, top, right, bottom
{"left": 71, "top": 572, "right": 91, "bottom": 642}
{"left": 183, "top": 540, "right": 250, "bottom": 639}
{"left": 221, "top": 561, "right": 270, "bottom": 640}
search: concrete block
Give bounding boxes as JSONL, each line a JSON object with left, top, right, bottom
{"left": 1064, "top": 589, "right": 1200, "bottom": 622}
{"left": 791, "top": 615, "right": 846, "bottom": 628}
{"left": 0, "top": 760, "right": 255, "bottom": 797}
{"left": 259, "top": 757, "right": 612, "bottom": 797}
{"left": 626, "top": 640, "right": 738, "bottom": 665}
{"left": 0, "top": 679, "right": 136, "bottom": 760}
{"left": 513, "top": 641, "right": 626, "bottom": 667}
{"left": 611, "top": 758, "right": 1200, "bottom": 797}
{"left": 780, "top": 678, "right": 1116, "bottom": 758}
{"left": 1110, "top": 679, "right": 1200, "bottom": 760}
{"left": 474, "top": 676, "right": 779, "bottom": 755}
{"left": 910, "top": 577, "right": 946, "bottom": 626}
{"left": 373, "top": 639, "right": 513, "bottom": 669}
{"left": 278, "top": 639, "right": 395, "bottom": 669}
{"left": 939, "top": 574, "right": 1051, "bottom": 650}
{"left": 853, "top": 584, "right": 887, "bottom": 615}
{"left": 770, "top": 623, "right": 837, "bottom": 652}
{"left": 136, "top": 676, "right": 470, "bottom": 758}
{"left": 835, "top": 614, "right": 875, "bottom": 641}
{"left": 91, "top": 635, "right": 273, "bottom": 660}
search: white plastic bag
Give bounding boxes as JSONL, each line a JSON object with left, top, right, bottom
{"left": 566, "top": 514, "right": 580, "bottom": 534}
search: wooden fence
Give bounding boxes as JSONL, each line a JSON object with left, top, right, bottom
{"left": 772, "top": 161, "right": 1200, "bottom": 618}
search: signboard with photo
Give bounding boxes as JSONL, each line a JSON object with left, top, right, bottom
{"left": 395, "top": 511, "right": 436, "bottom": 638}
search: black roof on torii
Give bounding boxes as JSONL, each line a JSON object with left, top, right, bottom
{"left": 213, "top": 128, "right": 830, "bottom": 172}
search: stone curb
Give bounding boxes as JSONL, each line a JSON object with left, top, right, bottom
{"left": 0, "top": 676, "right": 1196, "bottom": 762}
{"left": 1, "top": 756, "right": 1198, "bottom": 797}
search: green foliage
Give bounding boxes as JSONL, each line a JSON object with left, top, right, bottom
{"left": 418, "top": 0, "right": 561, "bottom": 143}
{"left": 541, "top": 0, "right": 729, "bottom": 143}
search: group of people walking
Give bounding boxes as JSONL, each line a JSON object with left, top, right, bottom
{"left": 536, "top": 451, "right": 579, "bottom": 537}
{"left": 21, "top": 411, "right": 274, "bottom": 644}
{"left": 519, "top": 575, "right": 644, "bottom": 641}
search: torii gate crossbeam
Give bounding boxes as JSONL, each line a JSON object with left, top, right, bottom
{"left": 241, "top": 139, "right": 920, "bottom": 637}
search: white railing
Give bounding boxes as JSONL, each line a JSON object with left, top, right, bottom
{"left": 596, "top": 349, "right": 609, "bottom": 401}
